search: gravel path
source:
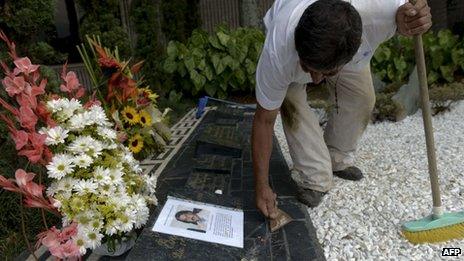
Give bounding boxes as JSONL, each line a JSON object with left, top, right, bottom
{"left": 274, "top": 103, "right": 464, "bottom": 260}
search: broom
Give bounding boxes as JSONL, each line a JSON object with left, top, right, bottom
{"left": 401, "top": 0, "right": 464, "bottom": 244}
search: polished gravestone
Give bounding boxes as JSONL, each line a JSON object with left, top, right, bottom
{"left": 126, "top": 106, "right": 325, "bottom": 261}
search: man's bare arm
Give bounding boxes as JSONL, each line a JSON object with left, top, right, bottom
{"left": 252, "top": 104, "right": 279, "bottom": 218}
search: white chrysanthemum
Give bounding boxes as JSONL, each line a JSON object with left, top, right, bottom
{"left": 97, "top": 127, "right": 117, "bottom": 140}
{"left": 68, "top": 136, "right": 95, "bottom": 154}
{"left": 74, "top": 180, "right": 98, "bottom": 195}
{"left": 113, "top": 216, "right": 134, "bottom": 233}
{"left": 74, "top": 154, "right": 93, "bottom": 168}
{"left": 143, "top": 174, "right": 158, "bottom": 195}
{"left": 132, "top": 195, "right": 150, "bottom": 228}
{"left": 105, "top": 221, "right": 119, "bottom": 236}
{"left": 108, "top": 168, "right": 124, "bottom": 184}
{"left": 73, "top": 230, "right": 88, "bottom": 255}
{"left": 40, "top": 126, "right": 69, "bottom": 146}
{"left": 84, "top": 229, "right": 103, "bottom": 249}
{"left": 68, "top": 112, "right": 92, "bottom": 130}
{"left": 103, "top": 141, "right": 118, "bottom": 150}
{"left": 68, "top": 136, "right": 103, "bottom": 158}
{"left": 46, "top": 154, "right": 75, "bottom": 179}
{"left": 89, "top": 105, "right": 111, "bottom": 127}
{"left": 47, "top": 177, "right": 78, "bottom": 197}
{"left": 93, "top": 166, "right": 111, "bottom": 185}
{"left": 87, "top": 140, "right": 103, "bottom": 158}
{"left": 47, "top": 98, "right": 82, "bottom": 121}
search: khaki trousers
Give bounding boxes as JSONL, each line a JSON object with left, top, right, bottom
{"left": 280, "top": 66, "right": 375, "bottom": 192}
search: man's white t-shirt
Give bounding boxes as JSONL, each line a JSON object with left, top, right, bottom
{"left": 256, "top": 0, "right": 407, "bottom": 110}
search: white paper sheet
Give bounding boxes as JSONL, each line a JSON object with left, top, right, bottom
{"left": 152, "top": 196, "right": 244, "bottom": 248}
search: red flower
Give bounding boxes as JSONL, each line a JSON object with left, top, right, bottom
{"left": 98, "top": 57, "right": 120, "bottom": 69}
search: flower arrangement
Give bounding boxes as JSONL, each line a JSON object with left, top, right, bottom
{"left": 0, "top": 32, "right": 157, "bottom": 259}
{"left": 78, "top": 36, "right": 171, "bottom": 160}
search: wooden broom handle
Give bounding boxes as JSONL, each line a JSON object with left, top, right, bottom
{"left": 409, "top": 0, "right": 442, "bottom": 212}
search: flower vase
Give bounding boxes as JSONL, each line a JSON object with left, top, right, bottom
{"left": 92, "top": 231, "right": 137, "bottom": 257}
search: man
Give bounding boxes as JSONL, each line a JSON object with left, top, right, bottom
{"left": 252, "top": 0, "right": 432, "bottom": 218}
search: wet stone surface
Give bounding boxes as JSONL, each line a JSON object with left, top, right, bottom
{"left": 126, "top": 106, "right": 325, "bottom": 261}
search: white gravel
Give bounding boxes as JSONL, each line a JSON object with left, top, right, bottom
{"left": 274, "top": 103, "right": 464, "bottom": 260}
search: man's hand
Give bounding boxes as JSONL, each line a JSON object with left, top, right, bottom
{"left": 255, "top": 183, "right": 278, "bottom": 219}
{"left": 396, "top": 0, "right": 432, "bottom": 37}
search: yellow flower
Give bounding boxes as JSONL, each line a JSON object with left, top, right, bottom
{"left": 138, "top": 110, "right": 152, "bottom": 127}
{"left": 128, "top": 134, "right": 144, "bottom": 154}
{"left": 139, "top": 88, "right": 159, "bottom": 101}
{"left": 122, "top": 106, "right": 140, "bottom": 125}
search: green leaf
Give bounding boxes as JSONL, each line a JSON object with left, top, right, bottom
{"left": 209, "top": 35, "right": 223, "bottom": 50}
{"left": 190, "top": 70, "right": 206, "bottom": 90}
{"left": 244, "top": 58, "right": 256, "bottom": 75}
{"left": 440, "top": 65, "right": 455, "bottom": 83}
{"left": 219, "top": 82, "right": 228, "bottom": 92}
{"left": 203, "top": 64, "right": 214, "bottom": 81}
{"left": 204, "top": 83, "right": 217, "bottom": 97}
{"left": 184, "top": 56, "right": 196, "bottom": 72}
{"left": 430, "top": 50, "right": 444, "bottom": 70}
{"left": 234, "top": 69, "right": 246, "bottom": 84}
{"left": 427, "top": 70, "right": 439, "bottom": 84}
{"left": 438, "top": 30, "right": 457, "bottom": 49}
{"left": 166, "top": 41, "right": 178, "bottom": 58}
{"left": 451, "top": 48, "right": 464, "bottom": 66}
{"left": 163, "top": 59, "right": 177, "bottom": 73}
{"left": 217, "top": 31, "right": 231, "bottom": 46}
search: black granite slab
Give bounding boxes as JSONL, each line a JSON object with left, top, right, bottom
{"left": 126, "top": 106, "right": 325, "bottom": 261}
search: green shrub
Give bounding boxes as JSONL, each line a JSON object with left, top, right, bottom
{"left": 77, "top": 0, "right": 131, "bottom": 58}
{"left": 372, "top": 30, "right": 464, "bottom": 85}
{"left": 0, "top": 0, "right": 66, "bottom": 64}
{"left": 163, "top": 26, "right": 265, "bottom": 98}
{"left": 161, "top": 0, "right": 201, "bottom": 43}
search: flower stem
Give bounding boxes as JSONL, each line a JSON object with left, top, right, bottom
{"left": 20, "top": 195, "right": 38, "bottom": 261}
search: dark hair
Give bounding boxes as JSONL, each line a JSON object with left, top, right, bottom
{"left": 295, "top": 0, "right": 362, "bottom": 71}
{"left": 175, "top": 210, "right": 198, "bottom": 225}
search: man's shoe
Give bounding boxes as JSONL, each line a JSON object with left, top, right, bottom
{"left": 333, "top": 166, "right": 364, "bottom": 181}
{"left": 296, "top": 187, "right": 326, "bottom": 208}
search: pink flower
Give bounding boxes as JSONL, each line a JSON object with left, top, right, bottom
{"left": 24, "top": 182, "right": 44, "bottom": 197}
{"left": 18, "top": 105, "right": 38, "bottom": 131}
{"left": 2, "top": 76, "right": 30, "bottom": 97}
{"left": 49, "top": 240, "right": 81, "bottom": 259}
{"left": 15, "top": 79, "right": 46, "bottom": 110}
{"left": 59, "top": 223, "right": 78, "bottom": 241}
{"left": 60, "top": 71, "right": 81, "bottom": 93}
{"left": 83, "top": 91, "right": 101, "bottom": 109}
{"left": 23, "top": 197, "right": 53, "bottom": 209}
{"left": 14, "top": 169, "right": 35, "bottom": 187}
{"left": 18, "top": 133, "right": 47, "bottom": 164}
{"left": 13, "top": 57, "right": 39, "bottom": 76}
{"left": 0, "top": 175, "right": 18, "bottom": 192}
{"left": 38, "top": 227, "right": 61, "bottom": 248}
{"left": 11, "top": 130, "right": 29, "bottom": 150}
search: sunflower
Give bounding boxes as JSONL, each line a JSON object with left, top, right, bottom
{"left": 121, "top": 106, "right": 140, "bottom": 125}
{"left": 128, "top": 134, "right": 144, "bottom": 154}
{"left": 138, "top": 110, "right": 152, "bottom": 127}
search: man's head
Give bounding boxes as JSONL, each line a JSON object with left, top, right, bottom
{"left": 295, "top": 0, "right": 362, "bottom": 83}
{"left": 175, "top": 210, "right": 200, "bottom": 225}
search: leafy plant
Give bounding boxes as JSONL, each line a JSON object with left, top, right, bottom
{"left": 0, "top": 0, "right": 66, "bottom": 64}
{"left": 372, "top": 30, "right": 464, "bottom": 85}
{"left": 76, "top": 0, "right": 131, "bottom": 58}
{"left": 163, "top": 26, "right": 265, "bottom": 98}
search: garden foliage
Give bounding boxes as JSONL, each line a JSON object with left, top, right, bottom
{"left": 163, "top": 26, "right": 265, "bottom": 98}
{"left": 77, "top": 0, "right": 131, "bottom": 58}
{"left": 0, "top": 0, "right": 66, "bottom": 64}
{"left": 372, "top": 30, "right": 464, "bottom": 85}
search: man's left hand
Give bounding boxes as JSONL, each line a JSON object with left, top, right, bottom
{"left": 396, "top": 0, "right": 432, "bottom": 37}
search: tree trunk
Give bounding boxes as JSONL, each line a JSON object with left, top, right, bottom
{"left": 239, "top": 0, "right": 261, "bottom": 29}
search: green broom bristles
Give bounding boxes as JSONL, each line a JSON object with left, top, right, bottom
{"left": 402, "top": 222, "right": 464, "bottom": 244}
